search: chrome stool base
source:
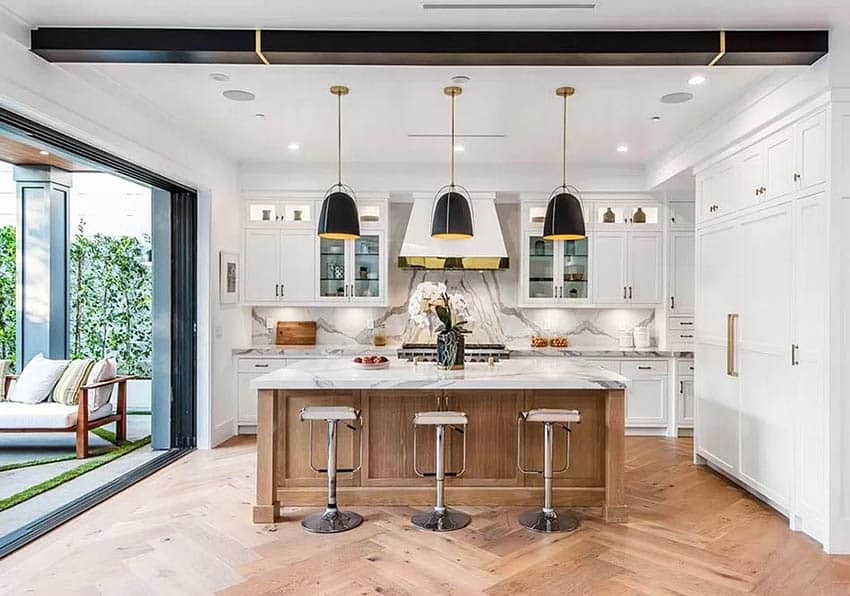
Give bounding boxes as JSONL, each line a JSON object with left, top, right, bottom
{"left": 411, "top": 508, "right": 471, "bottom": 532}
{"left": 301, "top": 509, "right": 363, "bottom": 534}
{"left": 518, "top": 508, "right": 579, "bottom": 534}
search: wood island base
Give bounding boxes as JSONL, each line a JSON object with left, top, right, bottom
{"left": 254, "top": 388, "right": 626, "bottom": 524}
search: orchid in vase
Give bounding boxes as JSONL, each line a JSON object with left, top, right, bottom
{"left": 408, "top": 282, "right": 471, "bottom": 369}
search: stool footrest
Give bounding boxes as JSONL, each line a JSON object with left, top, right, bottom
{"left": 418, "top": 472, "right": 461, "bottom": 478}
{"left": 315, "top": 468, "right": 356, "bottom": 473}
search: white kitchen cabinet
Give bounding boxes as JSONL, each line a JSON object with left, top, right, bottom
{"left": 591, "top": 231, "right": 661, "bottom": 305}
{"left": 317, "top": 232, "right": 387, "bottom": 305}
{"left": 237, "top": 358, "right": 287, "bottom": 430}
{"left": 669, "top": 231, "right": 695, "bottom": 314}
{"left": 675, "top": 359, "right": 695, "bottom": 429}
{"left": 621, "top": 361, "right": 668, "bottom": 427}
{"left": 697, "top": 160, "right": 735, "bottom": 223}
{"left": 668, "top": 202, "right": 695, "bottom": 230}
{"left": 738, "top": 144, "right": 765, "bottom": 209}
{"left": 765, "top": 127, "right": 796, "bottom": 204}
{"left": 243, "top": 229, "right": 282, "bottom": 304}
{"left": 243, "top": 229, "right": 315, "bottom": 305}
{"left": 796, "top": 110, "right": 827, "bottom": 193}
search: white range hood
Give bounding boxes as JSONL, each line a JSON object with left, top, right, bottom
{"left": 398, "top": 197, "right": 509, "bottom": 270}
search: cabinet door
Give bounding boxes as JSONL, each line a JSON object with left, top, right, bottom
{"left": 243, "top": 229, "right": 280, "bottom": 304}
{"left": 317, "top": 237, "right": 349, "bottom": 301}
{"left": 677, "top": 377, "right": 694, "bottom": 426}
{"left": 696, "top": 222, "right": 740, "bottom": 344}
{"left": 697, "top": 162, "right": 734, "bottom": 222}
{"left": 627, "top": 232, "right": 662, "bottom": 304}
{"left": 351, "top": 233, "right": 385, "bottom": 303}
{"left": 669, "top": 202, "right": 695, "bottom": 229}
{"left": 796, "top": 110, "right": 827, "bottom": 193}
{"left": 237, "top": 373, "right": 262, "bottom": 425}
{"left": 279, "top": 231, "right": 315, "bottom": 302}
{"left": 793, "top": 193, "right": 827, "bottom": 522}
{"left": 561, "top": 237, "right": 589, "bottom": 301}
{"left": 765, "top": 128, "right": 795, "bottom": 203}
{"left": 625, "top": 378, "right": 667, "bottom": 427}
{"left": 592, "top": 232, "right": 628, "bottom": 304}
{"left": 670, "top": 231, "right": 695, "bottom": 314}
{"left": 738, "top": 144, "right": 765, "bottom": 209}
{"left": 361, "top": 391, "right": 440, "bottom": 486}
{"left": 524, "top": 234, "right": 557, "bottom": 303}
{"left": 445, "top": 391, "right": 524, "bottom": 486}
{"left": 694, "top": 343, "right": 739, "bottom": 474}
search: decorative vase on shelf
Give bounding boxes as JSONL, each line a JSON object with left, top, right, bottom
{"left": 436, "top": 330, "right": 465, "bottom": 370}
{"left": 633, "top": 207, "right": 647, "bottom": 224}
{"left": 603, "top": 207, "right": 616, "bottom": 223}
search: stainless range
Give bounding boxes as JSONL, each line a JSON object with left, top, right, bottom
{"left": 397, "top": 343, "right": 510, "bottom": 363}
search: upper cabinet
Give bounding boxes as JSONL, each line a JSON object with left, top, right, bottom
{"left": 242, "top": 196, "right": 388, "bottom": 306}
{"left": 696, "top": 108, "right": 827, "bottom": 225}
{"left": 593, "top": 202, "right": 661, "bottom": 230}
{"left": 592, "top": 231, "right": 662, "bottom": 305}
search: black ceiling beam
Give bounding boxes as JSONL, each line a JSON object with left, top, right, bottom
{"left": 30, "top": 28, "right": 828, "bottom": 67}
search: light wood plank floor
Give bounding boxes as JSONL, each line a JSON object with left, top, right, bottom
{"left": 1, "top": 436, "right": 849, "bottom": 595}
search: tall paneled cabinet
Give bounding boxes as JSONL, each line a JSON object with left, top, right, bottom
{"left": 694, "top": 103, "right": 828, "bottom": 547}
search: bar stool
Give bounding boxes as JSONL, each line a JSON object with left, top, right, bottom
{"left": 299, "top": 406, "right": 363, "bottom": 534}
{"left": 411, "top": 410, "right": 470, "bottom": 531}
{"left": 516, "top": 408, "right": 581, "bottom": 533}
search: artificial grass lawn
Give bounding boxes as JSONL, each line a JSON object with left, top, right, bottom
{"left": 0, "top": 420, "right": 152, "bottom": 512}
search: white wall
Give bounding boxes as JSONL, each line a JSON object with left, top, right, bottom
{"left": 0, "top": 11, "right": 248, "bottom": 448}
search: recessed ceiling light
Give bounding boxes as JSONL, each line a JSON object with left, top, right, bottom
{"left": 454, "top": 144, "right": 465, "bottom": 152}
{"left": 616, "top": 144, "right": 629, "bottom": 153}
{"left": 287, "top": 142, "right": 300, "bottom": 151}
{"left": 209, "top": 73, "right": 230, "bottom": 82}
{"left": 451, "top": 75, "right": 471, "bottom": 85}
{"left": 38, "top": 150, "right": 49, "bottom": 156}
{"left": 650, "top": 115, "right": 662, "bottom": 122}
{"left": 222, "top": 89, "right": 256, "bottom": 102}
{"left": 688, "top": 74, "right": 706, "bottom": 86}
{"left": 661, "top": 92, "right": 694, "bottom": 104}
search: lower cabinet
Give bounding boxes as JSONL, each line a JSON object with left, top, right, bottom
{"left": 236, "top": 358, "right": 286, "bottom": 431}
{"left": 585, "top": 359, "right": 671, "bottom": 432}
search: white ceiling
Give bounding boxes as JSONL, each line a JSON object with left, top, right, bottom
{"left": 67, "top": 63, "right": 794, "bottom": 167}
{"left": 1, "top": 0, "right": 847, "bottom": 29}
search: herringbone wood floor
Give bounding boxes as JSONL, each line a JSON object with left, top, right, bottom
{"left": 1, "top": 436, "right": 848, "bottom": 595}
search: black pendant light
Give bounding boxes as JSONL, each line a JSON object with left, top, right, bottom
{"left": 543, "top": 86, "right": 586, "bottom": 241}
{"left": 318, "top": 85, "right": 360, "bottom": 240}
{"left": 431, "top": 85, "right": 473, "bottom": 239}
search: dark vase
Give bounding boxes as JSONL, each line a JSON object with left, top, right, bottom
{"left": 436, "top": 331, "right": 465, "bottom": 370}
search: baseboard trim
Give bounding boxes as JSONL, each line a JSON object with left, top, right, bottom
{"left": 212, "top": 418, "right": 236, "bottom": 447}
{"left": 625, "top": 427, "right": 668, "bottom": 437}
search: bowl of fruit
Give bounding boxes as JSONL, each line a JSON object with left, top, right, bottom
{"left": 352, "top": 355, "right": 390, "bottom": 370}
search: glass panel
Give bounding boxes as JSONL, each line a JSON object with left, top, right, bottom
{"left": 283, "top": 203, "right": 311, "bottom": 223}
{"left": 627, "top": 205, "right": 659, "bottom": 225}
{"left": 562, "top": 238, "right": 588, "bottom": 299}
{"left": 319, "top": 237, "right": 347, "bottom": 297}
{"left": 596, "top": 205, "right": 625, "bottom": 225}
{"left": 528, "top": 236, "right": 554, "bottom": 299}
{"left": 248, "top": 203, "right": 277, "bottom": 222}
{"left": 353, "top": 235, "right": 381, "bottom": 298}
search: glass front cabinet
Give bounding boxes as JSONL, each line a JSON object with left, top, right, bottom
{"left": 317, "top": 231, "right": 386, "bottom": 305}
{"left": 520, "top": 203, "right": 591, "bottom": 306}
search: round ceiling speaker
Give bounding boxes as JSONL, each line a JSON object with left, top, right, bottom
{"left": 222, "top": 89, "right": 256, "bottom": 102}
{"left": 660, "top": 92, "right": 694, "bottom": 104}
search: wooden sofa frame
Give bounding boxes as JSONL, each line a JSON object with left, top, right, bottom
{"left": 1, "top": 374, "right": 134, "bottom": 458}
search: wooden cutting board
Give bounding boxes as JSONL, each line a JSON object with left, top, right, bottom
{"left": 275, "top": 321, "right": 317, "bottom": 345}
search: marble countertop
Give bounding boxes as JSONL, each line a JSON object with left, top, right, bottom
{"left": 234, "top": 344, "right": 692, "bottom": 359}
{"left": 251, "top": 357, "right": 628, "bottom": 391}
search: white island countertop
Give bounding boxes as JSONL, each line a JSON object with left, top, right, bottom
{"left": 251, "top": 357, "right": 628, "bottom": 391}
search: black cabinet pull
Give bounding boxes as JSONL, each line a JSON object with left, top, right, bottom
{"left": 628, "top": 286, "right": 633, "bottom": 300}
{"left": 275, "top": 283, "right": 279, "bottom": 297}
{"left": 637, "top": 365, "right": 652, "bottom": 370}
{"left": 671, "top": 296, "right": 675, "bottom": 310}
{"left": 679, "top": 334, "right": 694, "bottom": 339}
{"left": 254, "top": 364, "right": 269, "bottom": 368}
{"left": 623, "top": 286, "right": 627, "bottom": 300}
{"left": 679, "top": 381, "right": 684, "bottom": 394}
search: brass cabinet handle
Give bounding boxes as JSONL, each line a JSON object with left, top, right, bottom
{"left": 727, "top": 313, "right": 739, "bottom": 377}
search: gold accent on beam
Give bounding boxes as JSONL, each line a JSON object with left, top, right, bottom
{"left": 255, "top": 30, "right": 270, "bottom": 65}
{"left": 708, "top": 31, "right": 726, "bottom": 66}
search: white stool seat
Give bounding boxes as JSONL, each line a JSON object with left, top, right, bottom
{"left": 414, "top": 411, "right": 468, "bottom": 426}
{"left": 521, "top": 409, "right": 581, "bottom": 424}
{"left": 300, "top": 406, "right": 360, "bottom": 421}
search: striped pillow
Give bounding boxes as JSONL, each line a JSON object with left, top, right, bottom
{"left": 52, "top": 359, "right": 95, "bottom": 405}
{"left": 0, "top": 359, "right": 9, "bottom": 400}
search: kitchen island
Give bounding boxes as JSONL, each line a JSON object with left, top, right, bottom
{"left": 251, "top": 358, "right": 628, "bottom": 524}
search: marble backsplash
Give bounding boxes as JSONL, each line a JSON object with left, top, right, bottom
{"left": 250, "top": 202, "right": 659, "bottom": 348}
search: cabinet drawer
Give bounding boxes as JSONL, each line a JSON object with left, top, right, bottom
{"left": 669, "top": 317, "right": 695, "bottom": 331}
{"left": 677, "top": 360, "right": 695, "bottom": 376}
{"left": 237, "top": 358, "right": 286, "bottom": 373}
{"left": 583, "top": 359, "right": 621, "bottom": 374}
{"left": 667, "top": 330, "right": 696, "bottom": 345}
{"left": 622, "top": 360, "right": 668, "bottom": 378}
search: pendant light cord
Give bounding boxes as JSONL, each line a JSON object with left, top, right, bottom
{"left": 337, "top": 92, "right": 342, "bottom": 186}
{"left": 562, "top": 92, "right": 568, "bottom": 188}
{"left": 450, "top": 91, "right": 455, "bottom": 187}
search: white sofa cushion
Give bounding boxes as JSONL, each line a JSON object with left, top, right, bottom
{"left": 0, "top": 401, "right": 113, "bottom": 429}
{"left": 86, "top": 358, "right": 117, "bottom": 410}
{"left": 8, "top": 354, "right": 68, "bottom": 404}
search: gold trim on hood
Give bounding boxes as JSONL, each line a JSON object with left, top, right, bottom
{"left": 397, "top": 256, "right": 509, "bottom": 270}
